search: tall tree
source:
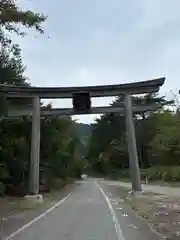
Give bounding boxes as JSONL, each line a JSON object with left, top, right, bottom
{"left": 0, "top": 0, "right": 47, "bottom": 113}
{"left": 0, "top": 0, "right": 46, "bottom": 55}
{"left": 87, "top": 94, "right": 175, "bottom": 176}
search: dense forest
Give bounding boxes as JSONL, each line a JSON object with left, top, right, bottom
{"left": 87, "top": 94, "right": 180, "bottom": 182}
{"left": 0, "top": 0, "right": 91, "bottom": 196}
{"left": 1, "top": 0, "right": 180, "bottom": 198}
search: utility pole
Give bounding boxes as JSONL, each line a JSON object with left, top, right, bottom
{"left": 29, "top": 96, "right": 40, "bottom": 195}
{"left": 124, "top": 94, "right": 141, "bottom": 192}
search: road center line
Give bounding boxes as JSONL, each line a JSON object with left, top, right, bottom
{"left": 95, "top": 181, "right": 126, "bottom": 240}
{"left": 5, "top": 192, "right": 73, "bottom": 240}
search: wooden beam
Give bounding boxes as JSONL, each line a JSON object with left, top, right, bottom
{"left": 1, "top": 77, "right": 165, "bottom": 98}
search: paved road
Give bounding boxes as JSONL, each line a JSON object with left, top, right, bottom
{"left": 101, "top": 180, "right": 180, "bottom": 197}
{"left": 5, "top": 180, "right": 163, "bottom": 240}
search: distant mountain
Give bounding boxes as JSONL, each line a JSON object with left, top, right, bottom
{"left": 76, "top": 123, "right": 92, "bottom": 138}
{"left": 75, "top": 123, "right": 92, "bottom": 156}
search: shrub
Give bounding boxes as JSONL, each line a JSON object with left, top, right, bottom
{"left": 120, "top": 170, "right": 130, "bottom": 178}
{"left": 146, "top": 166, "right": 180, "bottom": 182}
{"left": 0, "top": 182, "right": 5, "bottom": 196}
{"left": 65, "top": 177, "right": 74, "bottom": 184}
{"left": 140, "top": 170, "right": 148, "bottom": 180}
{"left": 108, "top": 169, "right": 130, "bottom": 180}
{"left": 50, "top": 178, "right": 66, "bottom": 190}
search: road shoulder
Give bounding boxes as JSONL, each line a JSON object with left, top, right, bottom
{"left": 99, "top": 182, "right": 165, "bottom": 240}
{"left": 101, "top": 182, "right": 180, "bottom": 240}
{"left": 0, "top": 183, "right": 77, "bottom": 239}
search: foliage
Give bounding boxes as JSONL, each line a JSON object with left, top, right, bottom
{"left": 143, "top": 166, "right": 180, "bottom": 182}
{"left": 148, "top": 111, "right": 180, "bottom": 166}
{"left": 87, "top": 94, "right": 178, "bottom": 180}
{"left": 0, "top": 0, "right": 46, "bottom": 55}
{"left": 0, "top": 182, "right": 5, "bottom": 196}
{"left": 0, "top": 49, "right": 28, "bottom": 85}
{"left": 0, "top": 0, "right": 46, "bottom": 111}
{"left": 0, "top": 116, "right": 85, "bottom": 195}
{"left": 40, "top": 117, "right": 84, "bottom": 180}
{"left": 0, "top": 0, "right": 86, "bottom": 197}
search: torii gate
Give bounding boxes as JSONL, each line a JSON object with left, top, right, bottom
{"left": 0, "top": 77, "right": 165, "bottom": 197}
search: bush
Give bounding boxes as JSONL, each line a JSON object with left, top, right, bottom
{"left": 108, "top": 169, "right": 130, "bottom": 180}
{"left": 140, "top": 170, "right": 148, "bottom": 180}
{"left": 6, "top": 183, "right": 26, "bottom": 197}
{"left": 103, "top": 165, "right": 180, "bottom": 182}
{"left": 146, "top": 166, "right": 162, "bottom": 180}
{"left": 0, "top": 182, "right": 5, "bottom": 196}
{"left": 50, "top": 178, "right": 66, "bottom": 190}
{"left": 146, "top": 166, "right": 180, "bottom": 182}
{"left": 65, "top": 177, "right": 75, "bottom": 184}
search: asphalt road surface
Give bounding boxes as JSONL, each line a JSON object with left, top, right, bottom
{"left": 5, "top": 180, "right": 163, "bottom": 240}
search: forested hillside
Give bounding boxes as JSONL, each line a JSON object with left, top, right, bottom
{"left": 75, "top": 122, "right": 91, "bottom": 154}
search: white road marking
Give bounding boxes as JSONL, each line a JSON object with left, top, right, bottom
{"left": 5, "top": 192, "right": 73, "bottom": 240}
{"left": 95, "top": 181, "right": 126, "bottom": 240}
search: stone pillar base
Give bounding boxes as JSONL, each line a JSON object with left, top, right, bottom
{"left": 128, "top": 190, "right": 143, "bottom": 198}
{"left": 24, "top": 194, "right": 44, "bottom": 204}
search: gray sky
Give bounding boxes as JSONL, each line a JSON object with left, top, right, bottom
{"left": 15, "top": 0, "right": 180, "bottom": 123}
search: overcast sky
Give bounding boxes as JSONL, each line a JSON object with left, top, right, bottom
{"left": 15, "top": 0, "right": 180, "bottom": 123}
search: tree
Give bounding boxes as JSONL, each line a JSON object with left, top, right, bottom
{"left": 148, "top": 111, "right": 180, "bottom": 166}
{"left": 0, "top": 48, "right": 31, "bottom": 116}
{"left": 0, "top": 1, "right": 87, "bottom": 197}
{"left": 0, "top": 0, "right": 46, "bottom": 55}
{"left": 0, "top": 0, "right": 47, "bottom": 114}
{"left": 87, "top": 93, "right": 175, "bottom": 176}
{"left": 88, "top": 113, "right": 126, "bottom": 175}
{"left": 40, "top": 117, "right": 82, "bottom": 180}
{"left": 0, "top": 1, "right": 70, "bottom": 196}
{"left": 0, "top": 49, "right": 28, "bottom": 85}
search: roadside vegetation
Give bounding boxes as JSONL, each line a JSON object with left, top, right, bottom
{"left": 87, "top": 94, "right": 180, "bottom": 183}
{"left": 0, "top": 0, "right": 87, "bottom": 197}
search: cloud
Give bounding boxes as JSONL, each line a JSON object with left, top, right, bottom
{"left": 13, "top": 0, "right": 180, "bottom": 123}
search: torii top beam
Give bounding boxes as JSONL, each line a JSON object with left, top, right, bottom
{"left": 0, "top": 77, "right": 165, "bottom": 99}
